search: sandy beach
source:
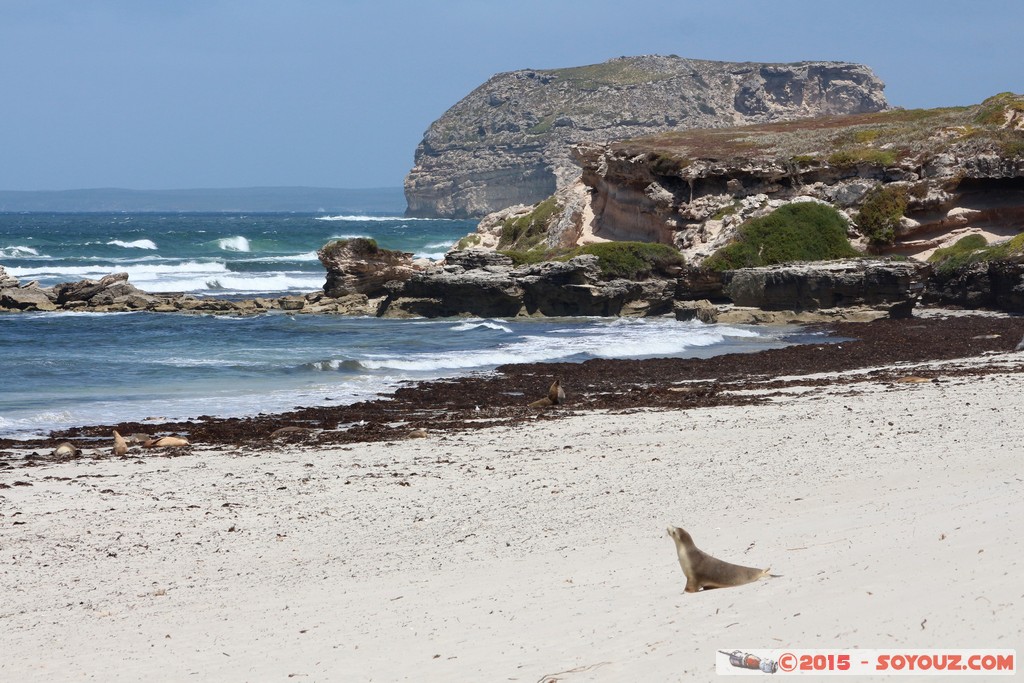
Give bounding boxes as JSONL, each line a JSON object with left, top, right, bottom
{"left": 2, "top": 320, "right": 1023, "bottom": 681}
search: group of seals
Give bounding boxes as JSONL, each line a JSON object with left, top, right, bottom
{"left": 528, "top": 379, "right": 565, "bottom": 408}
{"left": 666, "top": 526, "right": 775, "bottom": 592}
{"left": 49, "top": 432, "right": 190, "bottom": 458}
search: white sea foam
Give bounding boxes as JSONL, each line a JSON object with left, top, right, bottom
{"left": 217, "top": 236, "right": 251, "bottom": 252}
{"left": 8, "top": 259, "right": 323, "bottom": 295}
{"left": 329, "top": 233, "right": 372, "bottom": 240}
{"left": 359, "top": 319, "right": 762, "bottom": 373}
{"left": 413, "top": 251, "right": 448, "bottom": 261}
{"left": 243, "top": 251, "right": 320, "bottom": 263}
{"left": 107, "top": 239, "right": 158, "bottom": 250}
{"left": 0, "top": 245, "right": 41, "bottom": 257}
{"left": 198, "top": 272, "right": 325, "bottom": 294}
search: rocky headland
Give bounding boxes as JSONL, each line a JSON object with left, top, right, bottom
{"left": 452, "top": 93, "right": 1024, "bottom": 315}
{"left": 405, "top": 55, "right": 887, "bottom": 218}
{"left": 4, "top": 95, "right": 1023, "bottom": 321}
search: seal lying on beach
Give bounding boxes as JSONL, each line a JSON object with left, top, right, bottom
{"left": 143, "top": 436, "right": 190, "bottom": 449}
{"left": 667, "top": 526, "right": 774, "bottom": 592}
{"left": 528, "top": 379, "right": 565, "bottom": 408}
{"left": 52, "top": 442, "right": 81, "bottom": 458}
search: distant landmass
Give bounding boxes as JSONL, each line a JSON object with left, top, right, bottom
{"left": 0, "top": 186, "right": 406, "bottom": 213}
{"left": 405, "top": 55, "right": 888, "bottom": 218}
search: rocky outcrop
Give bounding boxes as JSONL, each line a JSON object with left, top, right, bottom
{"left": 0, "top": 270, "right": 383, "bottom": 316}
{"left": 561, "top": 94, "right": 1024, "bottom": 265}
{"left": 53, "top": 272, "right": 141, "bottom": 305}
{"left": 923, "top": 258, "right": 1024, "bottom": 312}
{"left": 406, "top": 56, "right": 888, "bottom": 218}
{"left": 457, "top": 94, "right": 1023, "bottom": 273}
{"left": 317, "top": 238, "right": 420, "bottom": 298}
{"left": 0, "top": 285, "right": 57, "bottom": 312}
{"left": 720, "top": 259, "right": 929, "bottom": 314}
{"left": 0, "top": 265, "right": 18, "bottom": 289}
{"left": 378, "top": 250, "right": 675, "bottom": 318}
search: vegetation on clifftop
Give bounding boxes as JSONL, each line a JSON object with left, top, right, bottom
{"left": 704, "top": 203, "right": 860, "bottom": 271}
{"left": 928, "top": 233, "right": 1024, "bottom": 275}
{"left": 499, "top": 240, "right": 685, "bottom": 281}
{"left": 568, "top": 242, "right": 685, "bottom": 280}
{"left": 319, "top": 237, "right": 382, "bottom": 258}
{"left": 497, "top": 197, "right": 562, "bottom": 253}
{"left": 617, "top": 93, "right": 1024, "bottom": 169}
{"left": 855, "top": 185, "right": 909, "bottom": 248}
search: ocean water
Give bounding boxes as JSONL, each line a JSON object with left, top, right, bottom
{"left": 0, "top": 212, "right": 470, "bottom": 296}
{"left": 0, "top": 212, "right": 803, "bottom": 439}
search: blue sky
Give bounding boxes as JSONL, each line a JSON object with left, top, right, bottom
{"left": 1, "top": 0, "right": 1021, "bottom": 191}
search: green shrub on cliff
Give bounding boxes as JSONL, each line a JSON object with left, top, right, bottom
{"left": 703, "top": 202, "right": 859, "bottom": 271}
{"left": 927, "top": 234, "right": 988, "bottom": 267}
{"left": 567, "top": 242, "right": 685, "bottom": 280}
{"left": 319, "top": 237, "right": 381, "bottom": 259}
{"left": 497, "top": 197, "right": 561, "bottom": 252}
{"left": 500, "top": 240, "right": 685, "bottom": 279}
{"left": 973, "top": 92, "right": 1024, "bottom": 125}
{"left": 855, "top": 185, "right": 908, "bottom": 248}
{"left": 929, "top": 232, "right": 1024, "bottom": 275}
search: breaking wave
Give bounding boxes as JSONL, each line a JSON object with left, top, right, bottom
{"left": 217, "top": 236, "right": 251, "bottom": 252}
{"left": 107, "top": 239, "right": 158, "bottom": 250}
{"left": 0, "top": 245, "right": 41, "bottom": 258}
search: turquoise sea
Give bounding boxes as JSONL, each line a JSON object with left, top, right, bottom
{"left": 0, "top": 211, "right": 802, "bottom": 439}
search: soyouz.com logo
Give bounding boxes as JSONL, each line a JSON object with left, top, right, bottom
{"left": 715, "top": 649, "right": 1016, "bottom": 676}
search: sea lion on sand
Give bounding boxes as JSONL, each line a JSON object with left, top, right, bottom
{"left": 528, "top": 379, "right": 565, "bottom": 408}
{"left": 143, "top": 436, "right": 190, "bottom": 449}
{"left": 52, "top": 442, "right": 81, "bottom": 458}
{"left": 112, "top": 430, "right": 128, "bottom": 456}
{"left": 667, "top": 526, "right": 774, "bottom": 592}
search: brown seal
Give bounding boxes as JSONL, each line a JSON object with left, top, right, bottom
{"left": 143, "top": 436, "right": 190, "bottom": 449}
{"left": 112, "top": 430, "right": 129, "bottom": 457}
{"left": 528, "top": 379, "right": 565, "bottom": 408}
{"left": 666, "top": 526, "right": 774, "bottom": 592}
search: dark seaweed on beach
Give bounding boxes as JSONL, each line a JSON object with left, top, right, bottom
{"left": 4, "top": 315, "right": 1022, "bottom": 457}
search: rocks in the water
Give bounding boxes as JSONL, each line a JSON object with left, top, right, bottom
{"left": 379, "top": 250, "right": 677, "bottom": 318}
{"left": 317, "top": 238, "right": 420, "bottom": 298}
{"left": 0, "top": 265, "right": 19, "bottom": 289}
{"left": 53, "top": 272, "right": 133, "bottom": 304}
{"left": 0, "top": 267, "right": 386, "bottom": 316}
{"left": 0, "top": 285, "right": 57, "bottom": 311}
{"left": 674, "top": 299, "right": 719, "bottom": 323}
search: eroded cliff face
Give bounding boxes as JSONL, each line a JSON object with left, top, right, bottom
{"left": 569, "top": 97, "right": 1024, "bottom": 264}
{"left": 405, "top": 55, "right": 887, "bottom": 218}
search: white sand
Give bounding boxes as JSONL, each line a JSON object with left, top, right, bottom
{"left": 2, "top": 354, "right": 1022, "bottom": 681}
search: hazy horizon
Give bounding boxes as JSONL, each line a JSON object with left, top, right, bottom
{"left": 2, "top": 0, "right": 1021, "bottom": 192}
{"left": 0, "top": 186, "right": 407, "bottom": 213}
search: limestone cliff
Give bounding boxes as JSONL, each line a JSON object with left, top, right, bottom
{"left": 405, "top": 55, "right": 888, "bottom": 218}
{"left": 465, "top": 94, "right": 1024, "bottom": 266}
